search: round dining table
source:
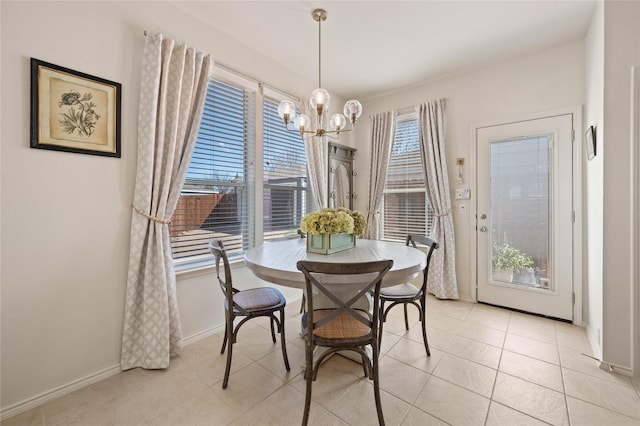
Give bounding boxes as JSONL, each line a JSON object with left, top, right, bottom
{"left": 244, "top": 237, "right": 427, "bottom": 289}
{"left": 245, "top": 237, "right": 427, "bottom": 365}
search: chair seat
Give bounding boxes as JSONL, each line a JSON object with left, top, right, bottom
{"left": 234, "top": 287, "right": 285, "bottom": 311}
{"left": 303, "top": 309, "right": 371, "bottom": 339}
{"left": 380, "top": 282, "right": 420, "bottom": 298}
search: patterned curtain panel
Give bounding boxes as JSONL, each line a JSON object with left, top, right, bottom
{"left": 417, "top": 100, "right": 459, "bottom": 299}
{"left": 121, "top": 33, "right": 212, "bottom": 370}
{"left": 364, "top": 111, "right": 396, "bottom": 239}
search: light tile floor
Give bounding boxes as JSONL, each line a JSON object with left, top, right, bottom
{"left": 4, "top": 296, "right": 640, "bottom": 425}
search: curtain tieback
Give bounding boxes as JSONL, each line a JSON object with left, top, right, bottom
{"left": 433, "top": 208, "right": 452, "bottom": 218}
{"left": 132, "top": 206, "right": 171, "bottom": 225}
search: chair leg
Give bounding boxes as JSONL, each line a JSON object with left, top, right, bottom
{"left": 421, "top": 319, "right": 431, "bottom": 357}
{"left": 279, "top": 309, "right": 290, "bottom": 371}
{"left": 221, "top": 317, "right": 229, "bottom": 354}
{"left": 403, "top": 303, "right": 409, "bottom": 331}
{"left": 420, "top": 302, "right": 431, "bottom": 356}
{"left": 270, "top": 316, "right": 277, "bottom": 343}
{"left": 222, "top": 322, "right": 234, "bottom": 389}
{"left": 372, "top": 342, "right": 385, "bottom": 426}
{"left": 302, "top": 340, "right": 314, "bottom": 426}
{"left": 360, "top": 352, "right": 369, "bottom": 378}
{"left": 378, "top": 301, "right": 386, "bottom": 350}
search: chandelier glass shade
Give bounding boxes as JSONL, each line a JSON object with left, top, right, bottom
{"left": 277, "top": 9, "right": 362, "bottom": 139}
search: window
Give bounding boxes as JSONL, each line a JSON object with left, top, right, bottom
{"left": 262, "top": 97, "right": 309, "bottom": 243}
{"left": 381, "top": 116, "right": 433, "bottom": 242}
{"left": 170, "top": 69, "right": 308, "bottom": 265}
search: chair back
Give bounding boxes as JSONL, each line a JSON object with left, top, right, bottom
{"left": 296, "top": 260, "right": 393, "bottom": 342}
{"left": 209, "top": 240, "right": 234, "bottom": 303}
{"left": 406, "top": 235, "right": 439, "bottom": 293}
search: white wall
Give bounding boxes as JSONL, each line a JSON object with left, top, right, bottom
{"left": 353, "top": 41, "right": 586, "bottom": 302}
{"left": 583, "top": 1, "right": 605, "bottom": 359}
{"left": 0, "top": 0, "right": 315, "bottom": 414}
{"left": 601, "top": 1, "right": 640, "bottom": 373}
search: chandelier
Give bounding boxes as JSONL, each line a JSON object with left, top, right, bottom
{"left": 277, "top": 9, "right": 362, "bottom": 139}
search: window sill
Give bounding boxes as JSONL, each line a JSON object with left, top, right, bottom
{"left": 175, "top": 256, "right": 246, "bottom": 280}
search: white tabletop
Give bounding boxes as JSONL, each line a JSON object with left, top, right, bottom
{"left": 244, "top": 238, "right": 426, "bottom": 289}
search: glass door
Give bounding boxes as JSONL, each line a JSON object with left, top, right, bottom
{"left": 477, "top": 114, "right": 574, "bottom": 320}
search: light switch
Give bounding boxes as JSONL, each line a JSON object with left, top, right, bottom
{"left": 459, "top": 204, "right": 467, "bottom": 214}
{"left": 455, "top": 187, "right": 471, "bottom": 200}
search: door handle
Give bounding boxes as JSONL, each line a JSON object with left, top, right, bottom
{"left": 479, "top": 213, "right": 487, "bottom": 220}
{"left": 479, "top": 226, "right": 488, "bottom": 232}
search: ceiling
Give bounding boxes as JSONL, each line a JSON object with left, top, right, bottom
{"left": 171, "top": 1, "right": 597, "bottom": 100}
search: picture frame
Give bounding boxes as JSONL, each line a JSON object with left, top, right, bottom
{"left": 585, "top": 125, "right": 596, "bottom": 160}
{"left": 30, "top": 58, "right": 121, "bottom": 157}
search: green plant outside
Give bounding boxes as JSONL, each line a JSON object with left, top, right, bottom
{"left": 492, "top": 235, "right": 535, "bottom": 273}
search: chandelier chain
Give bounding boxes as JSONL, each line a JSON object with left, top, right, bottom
{"left": 318, "top": 13, "right": 322, "bottom": 88}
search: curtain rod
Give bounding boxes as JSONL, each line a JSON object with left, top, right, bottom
{"left": 143, "top": 29, "right": 300, "bottom": 102}
{"left": 395, "top": 99, "right": 447, "bottom": 116}
{"left": 215, "top": 62, "right": 301, "bottom": 102}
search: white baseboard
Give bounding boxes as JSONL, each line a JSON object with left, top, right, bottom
{"left": 182, "top": 323, "right": 226, "bottom": 346}
{"left": 1, "top": 324, "right": 229, "bottom": 422}
{"left": 0, "top": 364, "right": 122, "bottom": 421}
{"left": 599, "top": 361, "right": 635, "bottom": 377}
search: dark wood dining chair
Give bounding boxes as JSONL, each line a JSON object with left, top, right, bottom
{"left": 378, "top": 235, "right": 439, "bottom": 356}
{"left": 297, "top": 259, "right": 393, "bottom": 426}
{"left": 209, "top": 240, "right": 290, "bottom": 389}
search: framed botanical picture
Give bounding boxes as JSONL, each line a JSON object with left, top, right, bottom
{"left": 585, "top": 125, "right": 596, "bottom": 160}
{"left": 30, "top": 58, "right": 121, "bottom": 157}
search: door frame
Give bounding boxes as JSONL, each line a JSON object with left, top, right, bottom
{"left": 469, "top": 107, "right": 583, "bottom": 325}
{"left": 632, "top": 66, "right": 639, "bottom": 378}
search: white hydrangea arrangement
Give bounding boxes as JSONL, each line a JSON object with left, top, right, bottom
{"left": 300, "top": 208, "right": 367, "bottom": 236}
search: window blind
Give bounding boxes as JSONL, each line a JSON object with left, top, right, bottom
{"left": 382, "top": 118, "right": 433, "bottom": 242}
{"left": 262, "top": 97, "right": 309, "bottom": 242}
{"left": 171, "top": 79, "right": 255, "bottom": 261}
